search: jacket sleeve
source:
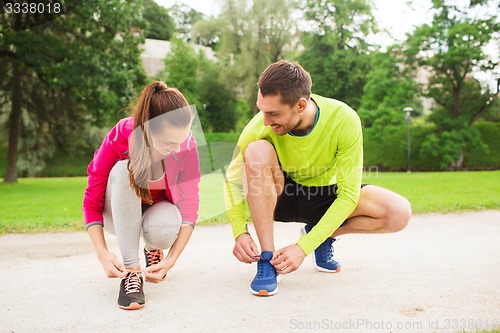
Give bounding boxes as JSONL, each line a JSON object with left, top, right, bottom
{"left": 175, "top": 136, "right": 201, "bottom": 227}
{"left": 296, "top": 110, "right": 363, "bottom": 255}
{"left": 82, "top": 125, "right": 121, "bottom": 228}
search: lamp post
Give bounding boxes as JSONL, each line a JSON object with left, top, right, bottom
{"left": 403, "top": 107, "right": 414, "bottom": 172}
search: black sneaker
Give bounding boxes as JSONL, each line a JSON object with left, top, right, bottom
{"left": 118, "top": 271, "right": 145, "bottom": 310}
{"left": 144, "top": 248, "right": 164, "bottom": 267}
{"left": 144, "top": 248, "right": 166, "bottom": 281}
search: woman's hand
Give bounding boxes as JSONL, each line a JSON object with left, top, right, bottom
{"left": 143, "top": 259, "right": 173, "bottom": 283}
{"left": 98, "top": 251, "right": 127, "bottom": 278}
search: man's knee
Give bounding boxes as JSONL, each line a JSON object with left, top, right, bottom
{"left": 244, "top": 140, "right": 276, "bottom": 170}
{"left": 386, "top": 197, "right": 412, "bottom": 232}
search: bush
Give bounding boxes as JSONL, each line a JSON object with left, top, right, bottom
{"left": 465, "top": 122, "right": 500, "bottom": 169}
{"left": 2, "top": 121, "right": 498, "bottom": 177}
{"left": 363, "top": 122, "right": 500, "bottom": 171}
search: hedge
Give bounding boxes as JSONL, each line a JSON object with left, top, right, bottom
{"left": 0, "top": 123, "right": 498, "bottom": 178}
{"left": 363, "top": 122, "right": 500, "bottom": 171}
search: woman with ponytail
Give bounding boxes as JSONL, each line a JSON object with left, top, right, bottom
{"left": 83, "top": 81, "right": 200, "bottom": 310}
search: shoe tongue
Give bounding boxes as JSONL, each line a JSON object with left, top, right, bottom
{"left": 260, "top": 251, "right": 273, "bottom": 261}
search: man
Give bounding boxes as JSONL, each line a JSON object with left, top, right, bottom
{"left": 224, "top": 60, "right": 411, "bottom": 296}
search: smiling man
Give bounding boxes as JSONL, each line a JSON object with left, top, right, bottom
{"left": 224, "top": 60, "right": 412, "bottom": 296}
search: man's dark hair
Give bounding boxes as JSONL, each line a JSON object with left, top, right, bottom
{"left": 258, "top": 60, "right": 312, "bottom": 106}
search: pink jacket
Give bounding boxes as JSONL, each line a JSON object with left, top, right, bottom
{"left": 82, "top": 116, "right": 201, "bottom": 228}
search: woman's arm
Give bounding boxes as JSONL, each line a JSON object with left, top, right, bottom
{"left": 143, "top": 224, "right": 193, "bottom": 283}
{"left": 87, "top": 224, "right": 127, "bottom": 278}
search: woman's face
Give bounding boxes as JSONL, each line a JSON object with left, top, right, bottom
{"left": 151, "top": 121, "right": 191, "bottom": 156}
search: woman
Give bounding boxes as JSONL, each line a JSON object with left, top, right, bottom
{"left": 83, "top": 81, "right": 200, "bottom": 310}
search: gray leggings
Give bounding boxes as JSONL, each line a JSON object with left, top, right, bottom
{"left": 103, "top": 160, "right": 181, "bottom": 268}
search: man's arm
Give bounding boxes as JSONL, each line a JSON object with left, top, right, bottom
{"left": 297, "top": 109, "right": 364, "bottom": 256}
{"left": 223, "top": 148, "right": 248, "bottom": 238}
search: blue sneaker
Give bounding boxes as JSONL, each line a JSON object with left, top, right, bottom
{"left": 250, "top": 251, "right": 279, "bottom": 296}
{"left": 301, "top": 225, "right": 341, "bottom": 273}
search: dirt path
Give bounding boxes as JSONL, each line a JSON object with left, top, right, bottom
{"left": 1, "top": 210, "right": 499, "bottom": 333}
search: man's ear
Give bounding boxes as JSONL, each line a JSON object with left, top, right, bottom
{"left": 297, "top": 98, "right": 308, "bottom": 113}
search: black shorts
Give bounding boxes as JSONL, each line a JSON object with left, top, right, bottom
{"left": 274, "top": 172, "right": 367, "bottom": 226}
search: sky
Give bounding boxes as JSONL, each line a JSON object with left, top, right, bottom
{"left": 153, "top": 0, "right": 435, "bottom": 48}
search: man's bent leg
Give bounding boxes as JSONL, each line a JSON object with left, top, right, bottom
{"left": 332, "top": 185, "right": 411, "bottom": 238}
{"left": 244, "top": 140, "right": 284, "bottom": 252}
{"left": 244, "top": 140, "right": 284, "bottom": 296}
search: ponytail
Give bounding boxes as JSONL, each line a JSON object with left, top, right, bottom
{"left": 127, "top": 81, "right": 193, "bottom": 204}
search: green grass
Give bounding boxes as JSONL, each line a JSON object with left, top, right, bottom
{"left": 363, "top": 170, "right": 500, "bottom": 213}
{"left": 0, "top": 177, "right": 88, "bottom": 233}
{"left": 1, "top": 170, "right": 499, "bottom": 234}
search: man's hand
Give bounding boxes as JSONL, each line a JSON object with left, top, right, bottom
{"left": 270, "top": 244, "right": 306, "bottom": 274}
{"left": 233, "top": 233, "right": 260, "bottom": 263}
{"left": 98, "top": 251, "right": 127, "bottom": 278}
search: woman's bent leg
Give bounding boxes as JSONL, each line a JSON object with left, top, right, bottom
{"left": 142, "top": 201, "right": 181, "bottom": 250}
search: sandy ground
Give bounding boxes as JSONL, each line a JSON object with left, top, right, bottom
{"left": 1, "top": 210, "right": 500, "bottom": 333}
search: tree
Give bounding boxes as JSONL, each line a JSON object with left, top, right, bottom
{"left": 298, "top": 0, "right": 378, "bottom": 109}
{"left": 215, "top": 0, "right": 299, "bottom": 113}
{"left": 1, "top": 0, "right": 147, "bottom": 182}
{"left": 198, "top": 59, "right": 239, "bottom": 132}
{"left": 358, "top": 49, "right": 422, "bottom": 130}
{"left": 161, "top": 37, "right": 202, "bottom": 107}
{"left": 167, "top": 1, "right": 205, "bottom": 41}
{"left": 143, "top": 0, "right": 175, "bottom": 41}
{"left": 191, "top": 17, "right": 222, "bottom": 48}
{"left": 160, "top": 38, "right": 239, "bottom": 132}
{"left": 405, "top": 0, "right": 499, "bottom": 169}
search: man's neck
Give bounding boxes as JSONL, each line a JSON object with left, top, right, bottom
{"left": 290, "top": 99, "right": 317, "bottom": 136}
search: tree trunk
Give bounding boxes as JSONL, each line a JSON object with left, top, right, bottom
{"left": 4, "top": 62, "right": 22, "bottom": 183}
{"left": 449, "top": 148, "right": 464, "bottom": 170}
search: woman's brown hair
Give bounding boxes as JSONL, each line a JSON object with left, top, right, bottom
{"left": 127, "top": 81, "right": 193, "bottom": 204}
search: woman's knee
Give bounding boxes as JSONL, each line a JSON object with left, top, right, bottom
{"left": 142, "top": 201, "right": 181, "bottom": 249}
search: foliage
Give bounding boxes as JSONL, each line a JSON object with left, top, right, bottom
{"left": 363, "top": 122, "right": 499, "bottom": 171}
{"left": 212, "top": 0, "right": 299, "bottom": 113}
{"left": 462, "top": 122, "right": 500, "bottom": 169}
{"left": 404, "top": 0, "right": 499, "bottom": 169}
{"left": 191, "top": 17, "right": 222, "bottom": 48}
{"left": 299, "top": 0, "right": 377, "bottom": 109}
{"left": 198, "top": 59, "right": 239, "bottom": 132}
{"left": 358, "top": 49, "right": 422, "bottom": 130}
{"left": 167, "top": 1, "right": 205, "bottom": 41}
{"left": 161, "top": 37, "right": 202, "bottom": 106}
{"left": 160, "top": 38, "right": 239, "bottom": 132}
{"left": 143, "top": 0, "right": 175, "bottom": 41}
{"left": 1, "top": 0, "right": 147, "bottom": 182}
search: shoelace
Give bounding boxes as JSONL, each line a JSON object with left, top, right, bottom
{"left": 124, "top": 271, "right": 142, "bottom": 294}
{"left": 256, "top": 259, "right": 274, "bottom": 278}
{"left": 146, "top": 249, "right": 163, "bottom": 266}
{"left": 321, "top": 238, "right": 335, "bottom": 262}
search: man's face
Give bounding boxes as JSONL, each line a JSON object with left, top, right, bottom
{"left": 256, "top": 90, "right": 301, "bottom": 136}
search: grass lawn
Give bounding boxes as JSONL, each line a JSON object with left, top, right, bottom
{"left": 0, "top": 170, "right": 499, "bottom": 234}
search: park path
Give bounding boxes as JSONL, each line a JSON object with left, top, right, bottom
{"left": 1, "top": 210, "right": 499, "bottom": 333}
